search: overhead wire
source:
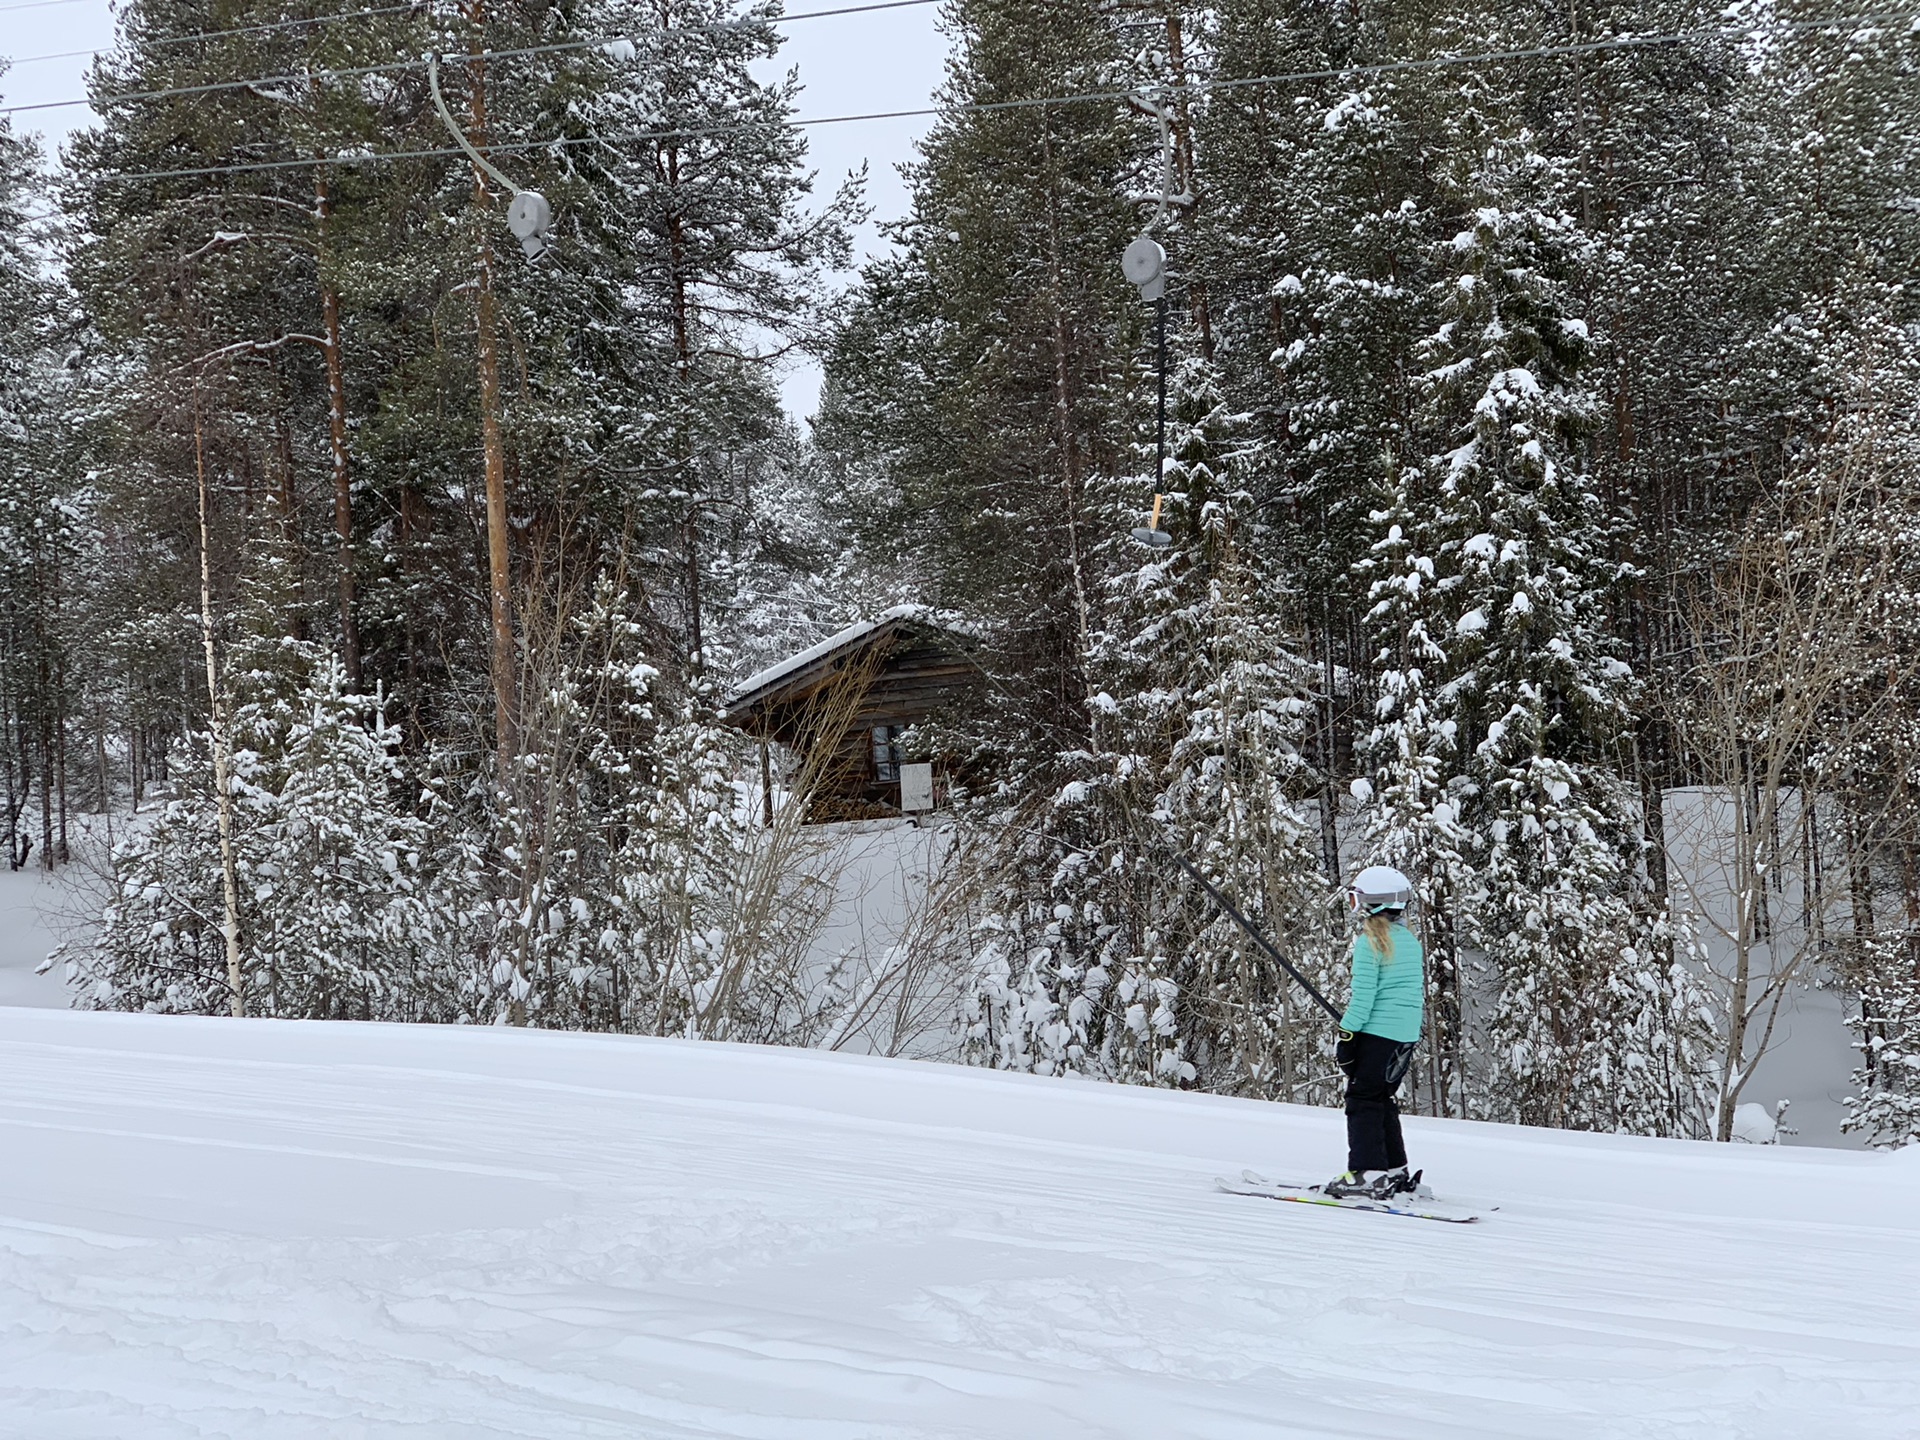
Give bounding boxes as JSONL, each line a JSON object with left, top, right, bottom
{"left": 6, "top": 53, "right": 411, "bottom": 113}
{"left": 9, "top": 2, "right": 428, "bottom": 67}
{"left": 4, "top": 0, "right": 928, "bottom": 67}
{"left": 16, "top": 6, "right": 1915, "bottom": 184}
{"left": 60, "top": 7, "right": 1920, "bottom": 189}
{"left": 6, "top": 49, "right": 100, "bottom": 68}
{"left": 0, "top": 0, "right": 945, "bottom": 112}
{"left": 6, "top": 0, "right": 1897, "bottom": 116}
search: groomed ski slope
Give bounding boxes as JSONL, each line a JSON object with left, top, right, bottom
{"left": 2, "top": 1010, "right": 1915, "bottom": 1439}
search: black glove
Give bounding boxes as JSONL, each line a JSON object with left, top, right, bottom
{"left": 1335, "top": 1030, "right": 1358, "bottom": 1077}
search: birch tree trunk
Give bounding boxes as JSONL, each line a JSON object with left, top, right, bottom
{"left": 194, "top": 399, "right": 246, "bottom": 1018}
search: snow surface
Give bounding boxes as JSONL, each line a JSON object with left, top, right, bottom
{"left": 0, "top": 862, "right": 77, "bottom": 1010}
{"left": 799, "top": 819, "right": 959, "bottom": 1059}
{"left": 3, "top": 1010, "right": 1916, "bottom": 1438}
{"left": 1663, "top": 786, "right": 1869, "bottom": 1149}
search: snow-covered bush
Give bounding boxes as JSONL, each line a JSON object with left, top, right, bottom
{"left": 479, "top": 580, "right": 850, "bottom": 1039}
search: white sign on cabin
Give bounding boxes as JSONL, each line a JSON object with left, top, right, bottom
{"left": 900, "top": 762, "right": 935, "bottom": 813}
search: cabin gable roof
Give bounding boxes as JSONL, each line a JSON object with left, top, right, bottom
{"left": 723, "top": 605, "right": 980, "bottom": 726}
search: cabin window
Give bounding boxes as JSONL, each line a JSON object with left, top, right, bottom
{"left": 871, "top": 724, "right": 903, "bottom": 782}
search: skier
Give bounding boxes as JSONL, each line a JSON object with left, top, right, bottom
{"left": 1324, "top": 865, "right": 1424, "bottom": 1200}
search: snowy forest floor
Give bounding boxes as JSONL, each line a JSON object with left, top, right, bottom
{"left": 1, "top": 1010, "right": 1914, "bottom": 1438}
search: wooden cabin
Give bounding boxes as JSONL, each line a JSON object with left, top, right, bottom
{"left": 723, "top": 607, "right": 983, "bottom": 822}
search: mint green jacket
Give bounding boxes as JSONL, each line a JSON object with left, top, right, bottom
{"left": 1339, "top": 921, "right": 1425, "bottom": 1044}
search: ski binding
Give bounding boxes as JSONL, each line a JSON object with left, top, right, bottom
{"left": 1217, "top": 1169, "right": 1486, "bottom": 1224}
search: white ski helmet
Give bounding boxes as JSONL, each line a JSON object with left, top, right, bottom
{"left": 1349, "top": 865, "right": 1414, "bottom": 915}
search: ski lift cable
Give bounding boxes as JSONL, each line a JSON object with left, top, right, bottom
{"left": 39, "top": 8, "right": 1914, "bottom": 180}
{"left": 0, "top": 0, "right": 946, "bottom": 114}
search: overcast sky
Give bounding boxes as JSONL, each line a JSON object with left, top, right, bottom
{"left": 0, "top": 0, "right": 950, "bottom": 420}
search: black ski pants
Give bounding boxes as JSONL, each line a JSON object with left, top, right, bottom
{"left": 1337, "top": 1030, "right": 1416, "bottom": 1174}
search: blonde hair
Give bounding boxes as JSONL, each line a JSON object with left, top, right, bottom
{"left": 1362, "top": 911, "right": 1399, "bottom": 959}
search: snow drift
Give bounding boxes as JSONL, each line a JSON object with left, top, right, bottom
{"left": 1, "top": 1009, "right": 1914, "bottom": 1437}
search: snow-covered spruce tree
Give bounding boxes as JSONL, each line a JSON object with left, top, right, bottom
{"left": 964, "top": 357, "right": 1340, "bottom": 1094}
{"left": 253, "top": 659, "right": 476, "bottom": 1018}
{"left": 1546, "top": 4, "right": 1763, "bottom": 931}
{"left": 76, "top": 645, "right": 473, "bottom": 1018}
{"left": 1353, "top": 465, "right": 1475, "bottom": 1116}
{"left": 1850, "top": 950, "right": 1920, "bottom": 1150}
{"left": 940, "top": 705, "right": 1117, "bottom": 1079}
{"left": 960, "top": 805, "right": 1125, "bottom": 1079}
{"left": 481, "top": 656, "right": 744, "bottom": 1034}
{"left": 1722, "top": 8, "right": 1920, "bottom": 459}
{"left": 959, "top": 358, "right": 1196, "bottom": 1087}
{"left": 1393, "top": 142, "right": 1712, "bottom": 1135}
{"left": 1193, "top": 0, "right": 1452, "bottom": 857}
{"left": 966, "top": 356, "right": 1220, "bottom": 1087}
{"left": 1239, "top": 74, "right": 1436, "bottom": 610}
{"left": 1123, "top": 360, "right": 1341, "bottom": 1098}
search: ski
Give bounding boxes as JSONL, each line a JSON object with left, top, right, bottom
{"left": 1217, "top": 1171, "right": 1485, "bottom": 1224}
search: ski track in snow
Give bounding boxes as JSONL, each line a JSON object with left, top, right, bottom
{"left": 0, "top": 1012, "right": 1914, "bottom": 1438}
